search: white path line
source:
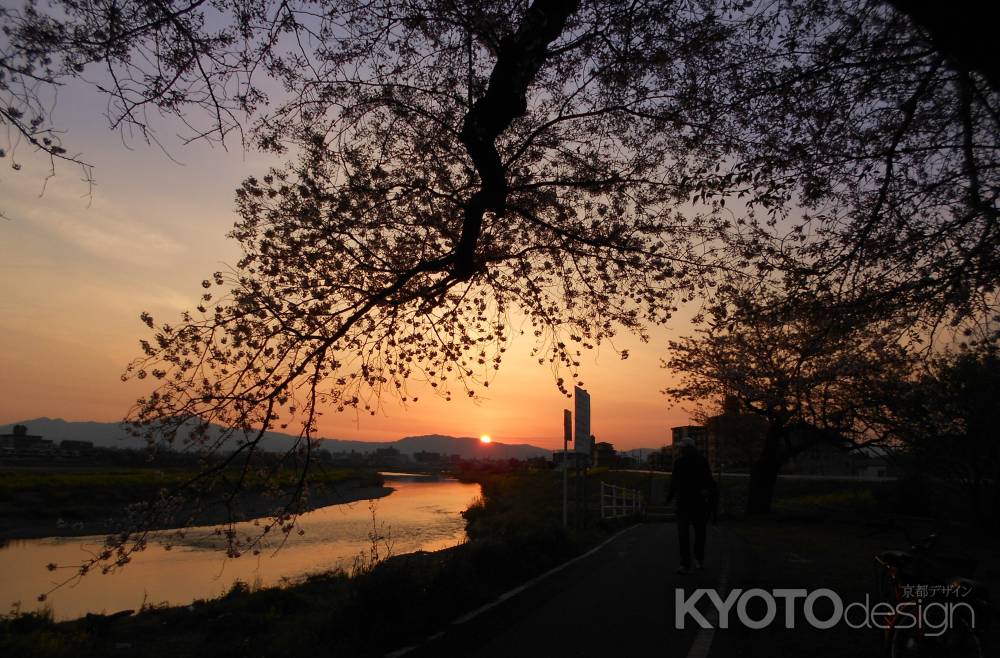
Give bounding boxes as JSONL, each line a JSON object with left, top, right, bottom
{"left": 450, "top": 524, "right": 639, "bottom": 624}
{"left": 385, "top": 524, "right": 640, "bottom": 658}
{"left": 685, "top": 527, "right": 731, "bottom": 658}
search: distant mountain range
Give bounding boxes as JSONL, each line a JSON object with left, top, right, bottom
{"left": 1, "top": 418, "right": 552, "bottom": 461}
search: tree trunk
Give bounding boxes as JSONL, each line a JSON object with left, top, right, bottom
{"left": 887, "top": 1, "right": 1000, "bottom": 93}
{"left": 747, "top": 428, "right": 784, "bottom": 515}
{"left": 988, "top": 449, "right": 1000, "bottom": 531}
{"left": 991, "top": 467, "right": 1000, "bottom": 532}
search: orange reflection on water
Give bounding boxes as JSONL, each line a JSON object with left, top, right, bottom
{"left": 0, "top": 475, "right": 480, "bottom": 620}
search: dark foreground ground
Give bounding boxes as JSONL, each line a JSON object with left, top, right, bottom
{"left": 396, "top": 516, "right": 999, "bottom": 658}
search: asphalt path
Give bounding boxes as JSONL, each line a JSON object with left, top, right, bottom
{"left": 396, "top": 522, "right": 748, "bottom": 658}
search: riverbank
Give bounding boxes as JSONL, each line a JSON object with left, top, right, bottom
{"left": 0, "top": 469, "right": 623, "bottom": 657}
{"left": 0, "top": 467, "right": 387, "bottom": 540}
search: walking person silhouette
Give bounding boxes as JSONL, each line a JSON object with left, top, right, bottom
{"left": 667, "top": 437, "right": 717, "bottom": 574}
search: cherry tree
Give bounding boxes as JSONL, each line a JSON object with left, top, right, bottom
{"left": 663, "top": 277, "right": 916, "bottom": 513}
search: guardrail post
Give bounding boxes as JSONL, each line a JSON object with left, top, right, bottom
{"left": 599, "top": 481, "right": 646, "bottom": 520}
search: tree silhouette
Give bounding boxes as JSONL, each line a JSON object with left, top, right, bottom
{"left": 2, "top": 0, "right": 998, "bottom": 554}
{"left": 715, "top": 1, "right": 999, "bottom": 324}
{"left": 664, "top": 277, "right": 915, "bottom": 513}
{"left": 876, "top": 338, "right": 1000, "bottom": 523}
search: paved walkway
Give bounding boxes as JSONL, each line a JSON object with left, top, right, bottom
{"left": 399, "top": 522, "right": 747, "bottom": 658}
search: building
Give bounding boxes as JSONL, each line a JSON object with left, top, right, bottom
{"left": 704, "top": 396, "right": 768, "bottom": 472}
{"left": 413, "top": 450, "right": 442, "bottom": 464}
{"left": 783, "top": 438, "right": 855, "bottom": 476}
{"left": 371, "top": 446, "right": 408, "bottom": 467}
{"left": 781, "top": 424, "right": 883, "bottom": 477}
{"left": 0, "top": 425, "right": 53, "bottom": 452}
{"left": 552, "top": 450, "right": 590, "bottom": 470}
{"left": 592, "top": 441, "right": 618, "bottom": 468}
{"left": 850, "top": 445, "right": 897, "bottom": 478}
{"left": 852, "top": 458, "right": 896, "bottom": 478}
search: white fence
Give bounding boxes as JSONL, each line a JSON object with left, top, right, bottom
{"left": 600, "top": 481, "right": 643, "bottom": 519}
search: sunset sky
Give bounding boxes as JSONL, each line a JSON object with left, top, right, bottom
{"left": 0, "top": 81, "right": 699, "bottom": 452}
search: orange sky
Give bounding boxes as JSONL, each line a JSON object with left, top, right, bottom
{"left": 0, "top": 85, "right": 698, "bottom": 451}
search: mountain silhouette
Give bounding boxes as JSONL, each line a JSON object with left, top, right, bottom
{"left": 1, "top": 418, "right": 551, "bottom": 460}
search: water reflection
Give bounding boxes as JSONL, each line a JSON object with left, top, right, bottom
{"left": 0, "top": 474, "right": 480, "bottom": 620}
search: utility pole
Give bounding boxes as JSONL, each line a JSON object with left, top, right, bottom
{"left": 563, "top": 409, "right": 571, "bottom": 528}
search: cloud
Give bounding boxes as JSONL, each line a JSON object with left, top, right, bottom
{"left": 7, "top": 183, "right": 185, "bottom": 267}
{"left": 30, "top": 207, "right": 183, "bottom": 266}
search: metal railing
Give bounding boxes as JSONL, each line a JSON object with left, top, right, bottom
{"left": 600, "top": 481, "right": 643, "bottom": 519}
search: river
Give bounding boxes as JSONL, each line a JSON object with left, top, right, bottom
{"left": 0, "top": 473, "right": 480, "bottom": 620}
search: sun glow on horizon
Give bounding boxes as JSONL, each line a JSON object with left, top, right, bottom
{"left": 480, "top": 434, "right": 492, "bottom": 444}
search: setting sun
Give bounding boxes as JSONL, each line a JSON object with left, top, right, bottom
{"left": 480, "top": 435, "right": 492, "bottom": 444}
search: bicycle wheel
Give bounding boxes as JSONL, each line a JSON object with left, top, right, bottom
{"left": 874, "top": 564, "right": 896, "bottom": 656}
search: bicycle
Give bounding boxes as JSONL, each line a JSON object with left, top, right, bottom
{"left": 874, "top": 529, "right": 991, "bottom": 658}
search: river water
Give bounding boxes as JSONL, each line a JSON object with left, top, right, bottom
{"left": 0, "top": 473, "right": 480, "bottom": 620}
